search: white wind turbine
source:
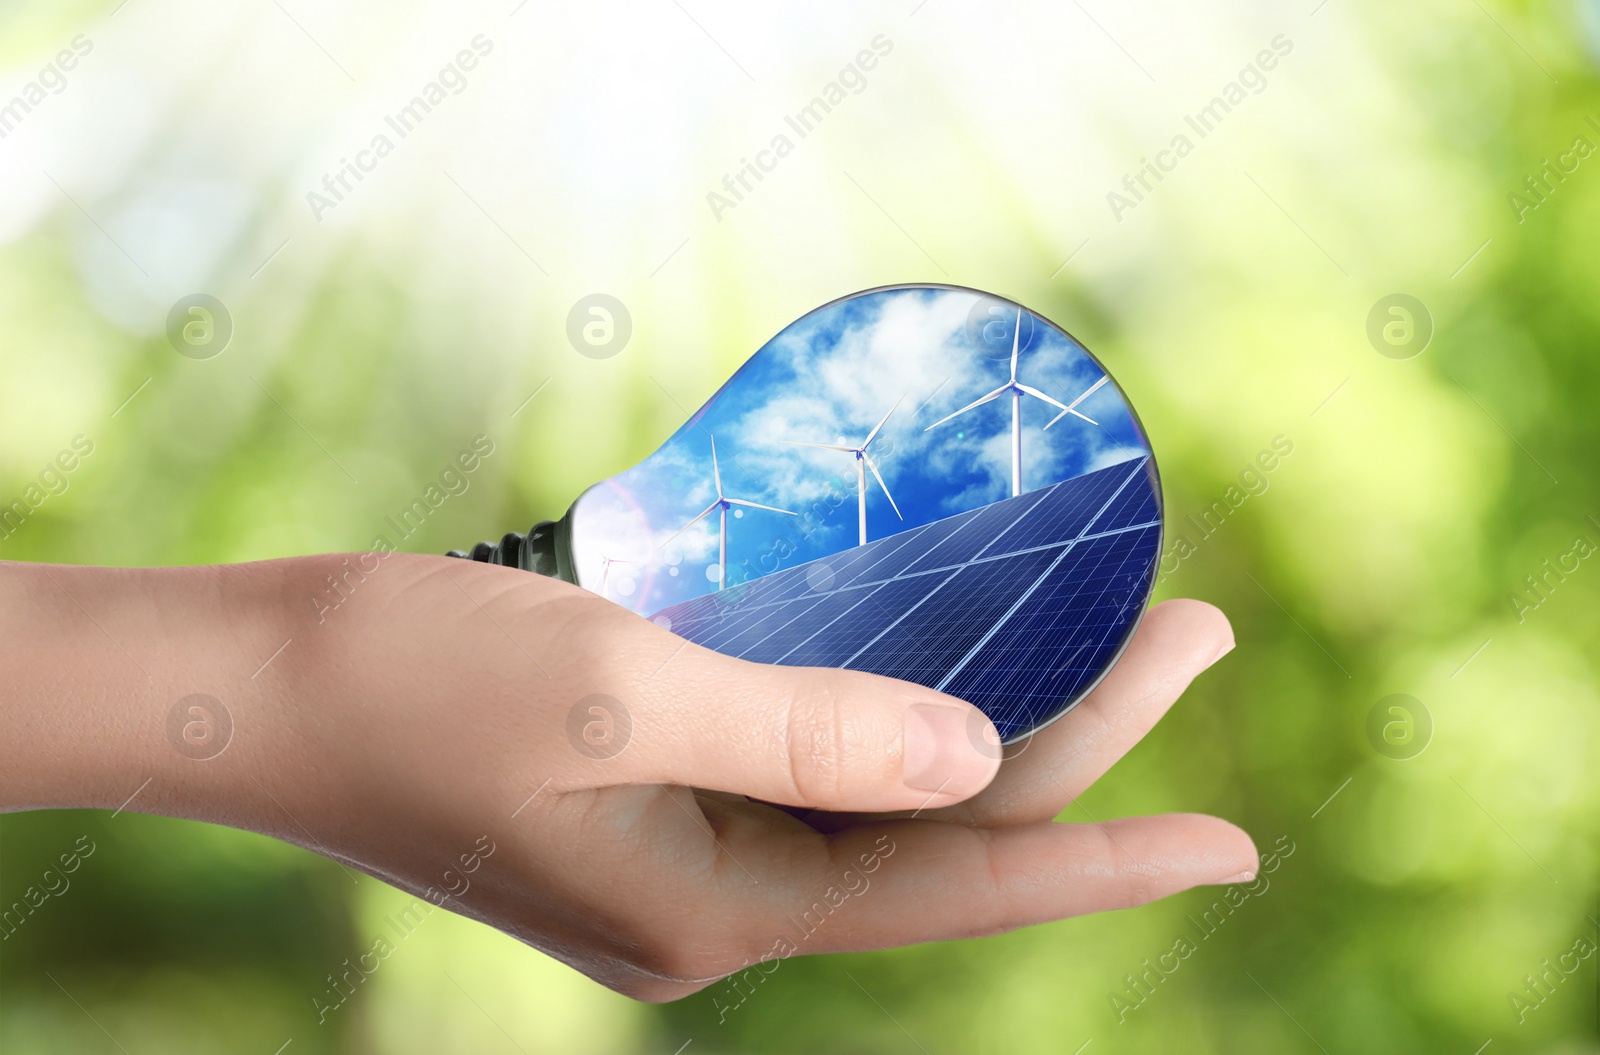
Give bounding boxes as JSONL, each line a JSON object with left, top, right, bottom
{"left": 925, "top": 307, "right": 1105, "bottom": 496}
{"left": 784, "top": 394, "right": 906, "bottom": 546}
{"left": 665, "top": 436, "right": 796, "bottom": 590}
{"left": 596, "top": 554, "right": 643, "bottom": 598}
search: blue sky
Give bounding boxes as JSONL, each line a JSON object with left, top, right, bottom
{"left": 570, "top": 286, "right": 1152, "bottom": 615}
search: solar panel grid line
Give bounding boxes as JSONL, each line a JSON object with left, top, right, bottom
{"left": 769, "top": 572, "right": 950, "bottom": 668}
{"left": 843, "top": 548, "right": 1062, "bottom": 681}
{"left": 945, "top": 525, "right": 1160, "bottom": 739}
{"left": 663, "top": 555, "right": 827, "bottom": 639}
{"left": 735, "top": 583, "right": 892, "bottom": 664}
{"left": 932, "top": 517, "right": 1160, "bottom": 701}
{"left": 793, "top": 518, "right": 933, "bottom": 597}
{"left": 1071, "top": 457, "right": 1143, "bottom": 535}
{"left": 933, "top": 538, "right": 1080, "bottom": 695}
{"left": 832, "top": 517, "right": 944, "bottom": 588}
{"left": 893, "top": 484, "right": 1054, "bottom": 578}
{"left": 755, "top": 543, "right": 876, "bottom": 603}
{"left": 985, "top": 590, "right": 1131, "bottom": 728}
{"left": 668, "top": 544, "right": 905, "bottom": 647}
{"left": 716, "top": 580, "right": 879, "bottom": 658}
{"left": 736, "top": 519, "right": 1001, "bottom": 669}
{"left": 979, "top": 457, "right": 1145, "bottom": 554}
{"left": 768, "top": 578, "right": 904, "bottom": 660}
{"left": 908, "top": 457, "right": 1148, "bottom": 721}
{"left": 778, "top": 461, "right": 1145, "bottom": 612}
{"left": 840, "top": 508, "right": 977, "bottom": 584}
{"left": 691, "top": 594, "right": 811, "bottom": 653}
{"left": 848, "top": 516, "right": 1156, "bottom": 590}
{"left": 761, "top": 518, "right": 1152, "bottom": 669}
{"left": 1085, "top": 466, "right": 1159, "bottom": 536}
{"left": 1062, "top": 457, "right": 1143, "bottom": 535}
{"left": 831, "top": 553, "right": 995, "bottom": 671}
{"left": 740, "top": 566, "right": 807, "bottom": 602}
{"left": 984, "top": 536, "right": 1154, "bottom": 738}
{"left": 969, "top": 455, "right": 1143, "bottom": 568}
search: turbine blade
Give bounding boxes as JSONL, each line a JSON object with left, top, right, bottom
{"left": 922, "top": 385, "right": 1007, "bottom": 431}
{"left": 725, "top": 498, "right": 798, "bottom": 516}
{"left": 709, "top": 435, "right": 723, "bottom": 498}
{"left": 862, "top": 452, "right": 903, "bottom": 520}
{"left": 661, "top": 503, "right": 719, "bottom": 547}
{"left": 1045, "top": 407, "right": 1098, "bottom": 429}
{"left": 862, "top": 391, "right": 908, "bottom": 449}
{"left": 1010, "top": 307, "right": 1022, "bottom": 382}
{"left": 781, "top": 440, "right": 857, "bottom": 452}
{"left": 1015, "top": 382, "right": 1070, "bottom": 413}
{"left": 1043, "top": 376, "right": 1109, "bottom": 430}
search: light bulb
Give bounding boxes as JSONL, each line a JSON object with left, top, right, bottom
{"left": 451, "top": 284, "right": 1162, "bottom": 743}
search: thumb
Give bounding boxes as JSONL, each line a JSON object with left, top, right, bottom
{"left": 587, "top": 640, "right": 1003, "bottom": 813}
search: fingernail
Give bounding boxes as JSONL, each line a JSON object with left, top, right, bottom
{"left": 1212, "top": 869, "right": 1256, "bottom": 885}
{"left": 904, "top": 703, "right": 994, "bottom": 796}
{"left": 1211, "top": 639, "right": 1236, "bottom": 665}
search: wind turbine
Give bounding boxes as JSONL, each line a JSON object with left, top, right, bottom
{"left": 665, "top": 436, "right": 796, "bottom": 590}
{"left": 596, "top": 554, "right": 643, "bottom": 598}
{"left": 784, "top": 394, "right": 905, "bottom": 546}
{"left": 925, "top": 307, "right": 1101, "bottom": 497}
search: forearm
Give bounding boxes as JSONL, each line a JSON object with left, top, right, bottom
{"left": 0, "top": 557, "right": 327, "bottom": 821}
{"left": 0, "top": 551, "right": 590, "bottom": 874}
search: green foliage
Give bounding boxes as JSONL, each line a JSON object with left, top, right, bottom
{"left": 3, "top": 0, "right": 1599, "bottom": 1051}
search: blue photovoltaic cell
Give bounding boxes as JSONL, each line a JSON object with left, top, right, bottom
{"left": 661, "top": 591, "right": 724, "bottom": 624}
{"left": 787, "top": 539, "right": 895, "bottom": 592}
{"left": 846, "top": 548, "right": 1059, "bottom": 683}
{"left": 736, "top": 585, "right": 883, "bottom": 665}
{"left": 847, "top": 512, "right": 974, "bottom": 583}
{"left": 735, "top": 564, "right": 810, "bottom": 603}
{"left": 1086, "top": 461, "right": 1160, "bottom": 534}
{"left": 897, "top": 485, "right": 1052, "bottom": 577}
{"left": 942, "top": 525, "right": 1160, "bottom": 742}
{"left": 650, "top": 455, "right": 1161, "bottom": 741}
{"left": 777, "top": 573, "right": 946, "bottom": 668}
{"left": 830, "top": 520, "right": 943, "bottom": 589}
{"left": 736, "top": 561, "right": 831, "bottom": 605}
{"left": 984, "top": 459, "right": 1140, "bottom": 553}
{"left": 691, "top": 594, "right": 805, "bottom": 653}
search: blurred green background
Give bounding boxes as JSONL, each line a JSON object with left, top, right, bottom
{"left": 2, "top": 0, "right": 1599, "bottom": 1051}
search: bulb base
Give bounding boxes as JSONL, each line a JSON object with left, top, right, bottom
{"left": 446, "top": 508, "right": 577, "bottom": 584}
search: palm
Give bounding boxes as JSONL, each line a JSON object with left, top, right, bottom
{"left": 552, "top": 601, "right": 1248, "bottom": 1001}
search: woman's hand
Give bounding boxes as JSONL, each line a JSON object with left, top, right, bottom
{"left": 0, "top": 553, "right": 1255, "bottom": 1002}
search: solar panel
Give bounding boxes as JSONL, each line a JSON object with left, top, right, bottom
{"left": 941, "top": 525, "right": 1159, "bottom": 741}
{"left": 844, "top": 548, "right": 1061, "bottom": 683}
{"left": 765, "top": 574, "right": 946, "bottom": 668}
{"left": 650, "top": 455, "right": 1162, "bottom": 742}
{"left": 896, "top": 485, "right": 1053, "bottom": 577}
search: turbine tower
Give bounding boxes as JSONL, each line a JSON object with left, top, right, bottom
{"left": 784, "top": 394, "right": 905, "bottom": 546}
{"left": 925, "top": 307, "right": 1102, "bottom": 496}
{"left": 665, "top": 436, "right": 796, "bottom": 590}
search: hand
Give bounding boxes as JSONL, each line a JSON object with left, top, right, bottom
{"left": 0, "top": 555, "right": 1255, "bottom": 1004}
